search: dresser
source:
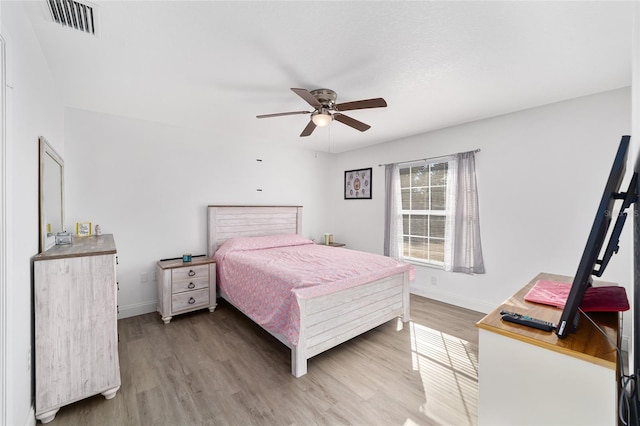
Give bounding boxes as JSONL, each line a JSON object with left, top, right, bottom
{"left": 33, "top": 235, "right": 121, "bottom": 424}
{"left": 157, "top": 256, "right": 216, "bottom": 324}
{"left": 476, "top": 272, "right": 620, "bottom": 426}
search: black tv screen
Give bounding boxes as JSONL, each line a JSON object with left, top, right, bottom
{"left": 556, "top": 135, "right": 634, "bottom": 338}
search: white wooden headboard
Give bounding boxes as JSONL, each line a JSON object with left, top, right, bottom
{"left": 207, "top": 205, "right": 303, "bottom": 256}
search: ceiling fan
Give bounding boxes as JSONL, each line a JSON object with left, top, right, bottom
{"left": 257, "top": 88, "right": 387, "bottom": 137}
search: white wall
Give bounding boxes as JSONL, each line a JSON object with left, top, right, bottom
{"left": 64, "top": 108, "right": 331, "bottom": 318}
{"left": 329, "top": 88, "right": 632, "bottom": 316}
{"left": 1, "top": 3, "right": 64, "bottom": 425}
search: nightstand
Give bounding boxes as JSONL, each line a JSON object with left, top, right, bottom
{"left": 325, "top": 242, "right": 345, "bottom": 247}
{"left": 156, "top": 256, "right": 216, "bottom": 324}
{"left": 316, "top": 242, "right": 345, "bottom": 247}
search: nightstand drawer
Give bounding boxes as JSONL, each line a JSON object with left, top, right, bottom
{"left": 171, "top": 264, "right": 209, "bottom": 282}
{"left": 171, "top": 277, "right": 209, "bottom": 294}
{"left": 172, "top": 288, "right": 210, "bottom": 313}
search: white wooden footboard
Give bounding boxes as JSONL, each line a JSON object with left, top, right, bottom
{"left": 291, "top": 270, "right": 410, "bottom": 377}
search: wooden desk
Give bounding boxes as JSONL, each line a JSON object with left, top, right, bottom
{"left": 476, "top": 272, "right": 620, "bottom": 426}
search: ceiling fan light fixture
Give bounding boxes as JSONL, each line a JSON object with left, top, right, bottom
{"left": 257, "top": 88, "right": 386, "bottom": 137}
{"left": 311, "top": 111, "right": 332, "bottom": 127}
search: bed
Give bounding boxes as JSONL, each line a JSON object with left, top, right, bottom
{"left": 207, "top": 205, "right": 412, "bottom": 377}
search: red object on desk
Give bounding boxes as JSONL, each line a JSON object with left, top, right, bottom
{"left": 524, "top": 279, "right": 629, "bottom": 312}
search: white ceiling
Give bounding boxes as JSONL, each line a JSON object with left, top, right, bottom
{"left": 23, "top": 1, "right": 633, "bottom": 153}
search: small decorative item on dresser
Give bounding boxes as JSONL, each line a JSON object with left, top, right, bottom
{"left": 182, "top": 253, "right": 192, "bottom": 262}
{"left": 76, "top": 222, "right": 92, "bottom": 237}
{"left": 94, "top": 224, "right": 102, "bottom": 235}
{"left": 55, "top": 231, "right": 72, "bottom": 245}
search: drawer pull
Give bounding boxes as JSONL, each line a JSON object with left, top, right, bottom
{"left": 188, "top": 270, "right": 196, "bottom": 277}
{"left": 188, "top": 282, "right": 195, "bottom": 289}
{"left": 188, "top": 297, "right": 195, "bottom": 305}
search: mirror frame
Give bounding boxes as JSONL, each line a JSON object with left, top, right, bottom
{"left": 38, "top": 137, "right": 65, "bottom": 253}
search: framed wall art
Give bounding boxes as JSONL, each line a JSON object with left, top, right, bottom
{"left": 344, "top": 168, "right": 372, "bottom": 199}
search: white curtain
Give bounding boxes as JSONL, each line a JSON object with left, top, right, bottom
{"left": 444, "top": 151, "right": 485, "bottom": 274}
{"left": 384, "top": 164, "right": 403, "bottom": 259}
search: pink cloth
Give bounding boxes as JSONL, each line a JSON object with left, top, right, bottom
{"left": 525, "top": 279, "right": 629, "bottom": 312}
{"left": 214, "top": 234, "right": 414, "bottom": 346}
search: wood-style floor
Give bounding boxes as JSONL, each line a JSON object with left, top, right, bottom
{"left": 49, "top": 295, "right": 485, "bottom": 426}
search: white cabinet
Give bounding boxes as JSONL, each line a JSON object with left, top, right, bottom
{"left": 157, "top": 256, "right": 216, "bottom": 324}
{"left": 476, "top": 273, "right": 619, "bottom": 426}
{"left": 33, "top": 235, "right": 121, "bottom": 423}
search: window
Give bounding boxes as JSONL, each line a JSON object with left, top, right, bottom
{"left": 384, "top": 150, "right": 484, "bottom": 273}
{"left": 399, "top": 161, "right": 448, "bottom": 265}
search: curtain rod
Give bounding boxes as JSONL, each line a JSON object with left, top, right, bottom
{"left": 377, "top": 148, "right": 481, "bottom": 167}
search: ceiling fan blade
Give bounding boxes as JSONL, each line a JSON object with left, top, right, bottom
{"left": 300, "top": 120, "right": 317, "bottom": 137}
{"left": 335, "top": 97, "right": 387, "bottom": 111}
{"left": 333, "top": 113, "right": 371, "bottom": 132}
{"left": 291, "top": 88, "right": 322, "bottom": 108}
{"left": 256, "top": 111, "right": 310, "bottom": 119}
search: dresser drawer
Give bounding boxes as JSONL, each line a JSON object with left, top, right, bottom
{"left": 172, "top": 288, "right": 210, "bottom": 313}
{"left": 171, "top": 264, "right": 209, "bottom": 282}
{"left": 171, "top": 277, "right": 209, "bottom": 294}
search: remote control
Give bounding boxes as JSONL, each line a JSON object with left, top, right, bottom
{"left": 500, "top": 311, "right": 556, "bottom": 332}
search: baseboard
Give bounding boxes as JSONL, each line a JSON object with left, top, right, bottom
{"left": 410, "top": 285, "right": 494, "bottom": 314}
{"left": 117, "top": 301, "right": 157, "bottom": 320}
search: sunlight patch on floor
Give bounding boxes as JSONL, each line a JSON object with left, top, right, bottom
{"left": 410, "top": 321, "right": 479, "bottom": 425}
{"left": 402, "top": 418, "right": 423, "bottom": 426}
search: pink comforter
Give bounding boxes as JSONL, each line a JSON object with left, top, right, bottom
{"left": 214, "top": 234, "right": 414, "bottom": 346}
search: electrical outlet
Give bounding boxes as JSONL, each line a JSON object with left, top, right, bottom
{"left": 430, "top": 276, "right": 437, "bottom": 286}
{"left": 140, "top": 272, "right": 148, "bottom": 283}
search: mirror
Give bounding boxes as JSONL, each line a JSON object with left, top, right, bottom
{"left": 39, "top": 137, "right": 64, "bottom": 252}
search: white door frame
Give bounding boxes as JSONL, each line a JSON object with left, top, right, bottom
{"left": 0, "top": 32, "right": 7, "bottom": 426}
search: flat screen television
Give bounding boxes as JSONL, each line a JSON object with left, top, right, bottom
{"left": 556, "top": 135, "right": 637, "bottom": 338}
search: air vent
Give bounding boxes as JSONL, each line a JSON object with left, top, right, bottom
{"left": 46, "top": 0, "right": 99, "bottom": 36}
